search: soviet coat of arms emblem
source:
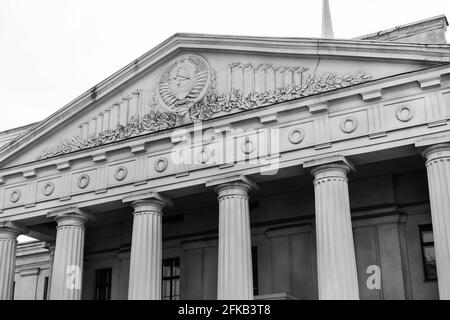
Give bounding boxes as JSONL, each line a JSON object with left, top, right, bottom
{"left": 157, "top": 54, "right": 211, "bottom": 117}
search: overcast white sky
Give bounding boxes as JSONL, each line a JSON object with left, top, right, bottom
{"left": 0, "top": 0, "right": 450, "bottom": 134}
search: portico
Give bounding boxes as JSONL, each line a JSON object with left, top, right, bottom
{"left": 0, "top": 15, "right": 450, "bottom": 300}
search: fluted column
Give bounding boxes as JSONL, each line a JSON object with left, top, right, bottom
{"left": 423, "top": 143, "right": 450, "bottom": 299}
{"left": 124, "top": 192, "right": 171, "bottom": 300}
{"left": 310, "top": 161, "right": 359, "bottom": 300}
{"left": 47, "top": 208, "right": 90, "bottom": 300}
{"left": 45, "top": 242, "right": 56, "bottom": 300}
{"left": 208, "top": 176, "right": 257, "bottom": 300}
{"left": 0, "top": 221, "right": 27, "bottom": 300}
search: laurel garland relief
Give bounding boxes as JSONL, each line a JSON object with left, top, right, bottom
{"left": 36, "top": 54, "right": 372, "bottom": 160}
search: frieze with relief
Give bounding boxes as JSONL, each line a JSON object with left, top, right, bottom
{"left": 37, "top": 54, "right": 372, "bottom": 160}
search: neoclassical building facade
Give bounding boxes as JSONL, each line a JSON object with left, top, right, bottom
{"left": 1, "top": 15, "right": 450, "bottom": 300}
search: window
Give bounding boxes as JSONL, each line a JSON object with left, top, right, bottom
{"left": 252, "top": 246, "right": 259, "bottom": 296}
{"left": 94, "top": 268, "right": 112, "bottom": 300}
{"left": 12, "top": 281, "right": 15, "bottom": 300}
{"left": 43, "top": 276, "right": 49, "bottom": 300}
{"left": 162, "top": 258, "right": 180, "bottom": 300}
{"left": 420, "top": 225, "right": 437, "bottom": 281}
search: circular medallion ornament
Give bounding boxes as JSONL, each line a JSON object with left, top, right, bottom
{"left": 10, "top": 190, "right": 21, "bottom": 203}
{"left": 288, "top": 129, "right": 305, "bottom": 145}
{"left": 157, "top": 54, "right": 211, "bottom": 114}
{"left": 154, "top": 158, "right": 168, "bottom": 173}
{"left": 114, "top": 166, "right": 128, "bottom": 181}
{"left": 241, "top": 137, "right": 256, "bottom": 154}
{"left": 77, "top": 174, "right": 90, "bottom": 189}
{"left": 197, "top": 148, "right": 212, "bottom": 164}
{"left": 340, "top": 117, "right": 358, "bottom": 134}
{"left": 396, "top": 105, "right": 414, "bottom": 122}
{"left": 43, "top": 182, "right": 55, "bottom": 196}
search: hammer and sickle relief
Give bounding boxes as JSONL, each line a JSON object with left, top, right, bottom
{"left": 157, "top": 54, "right": 211, "bottom": 114}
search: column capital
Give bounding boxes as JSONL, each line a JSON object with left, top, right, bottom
{"left": 47, "top": 207, "right": 92, "bottom": 228}
{"left": 304, "top": 155, "right": 355, "bottom": 178}
{"left": 0, "top": 221, "right": 28, "bottom": 240}
{"left": 206, "top": 175, "right": 258, "bottom": 196}
{"left": 123, "top": 191, "right": 172, "bottom": 208}
{"left": 416, "top": 135, "right": 450, "bottom": 159}
{"left": 421, "top": 143, "right": 450, "bottom": 161}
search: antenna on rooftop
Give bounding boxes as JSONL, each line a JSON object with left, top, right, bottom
{"left": 322, "top": 0, "right": 335, "bottom": 38}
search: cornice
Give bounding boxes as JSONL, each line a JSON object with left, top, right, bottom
{"left": 355, "top": 15, "right": 448, "bottom": 42}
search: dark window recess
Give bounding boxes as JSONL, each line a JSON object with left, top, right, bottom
{"left": 162, "top": 257, "right": 180, "bottom": 300}
{"left": 420, "top": 224, "right": 437, "bottom": 281}
{"left": 43, "top": 276, "right": 49, "bottom": 300}
{"left": 163, "top": 214, "right": 184, "bottom": 224}
{"left": 94, "top": 268, "right": 112, "bottom": 300}
{"left": 252, "top": 246, "right": 259, "bottom": 296}
{"left": 12, "top": 281, "right": 15, "bottom": 300}
{"left": 249, "top": 201, "right": 259, "bottom": 211}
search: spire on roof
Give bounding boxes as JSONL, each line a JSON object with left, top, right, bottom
{"left": 322, "top": 0, "right": 334, "bottom": 38}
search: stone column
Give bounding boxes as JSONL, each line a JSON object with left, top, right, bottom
{"left": 0, "top": 221, "right": 27, "bottom": 300}
{"left": 305, "top": 156, "right": 359, "bottom": 300}
{"left": 207, "top": 176, "right": 257, "bottom": 300}
{"left": 47, "top": 208, "right": 90, "bottom": 300}
{"left": 422, "top": 143, "right": 450, "bottom": 299}
{"left": 45, "top": 242, "right": 56, "bottom": 300}
{"left": 124, "top": 192, "right": 171, "bottom": 300}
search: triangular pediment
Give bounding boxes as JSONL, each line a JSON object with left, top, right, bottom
{"left": 1, "top": 33, "right": 450, "bottom": 169}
